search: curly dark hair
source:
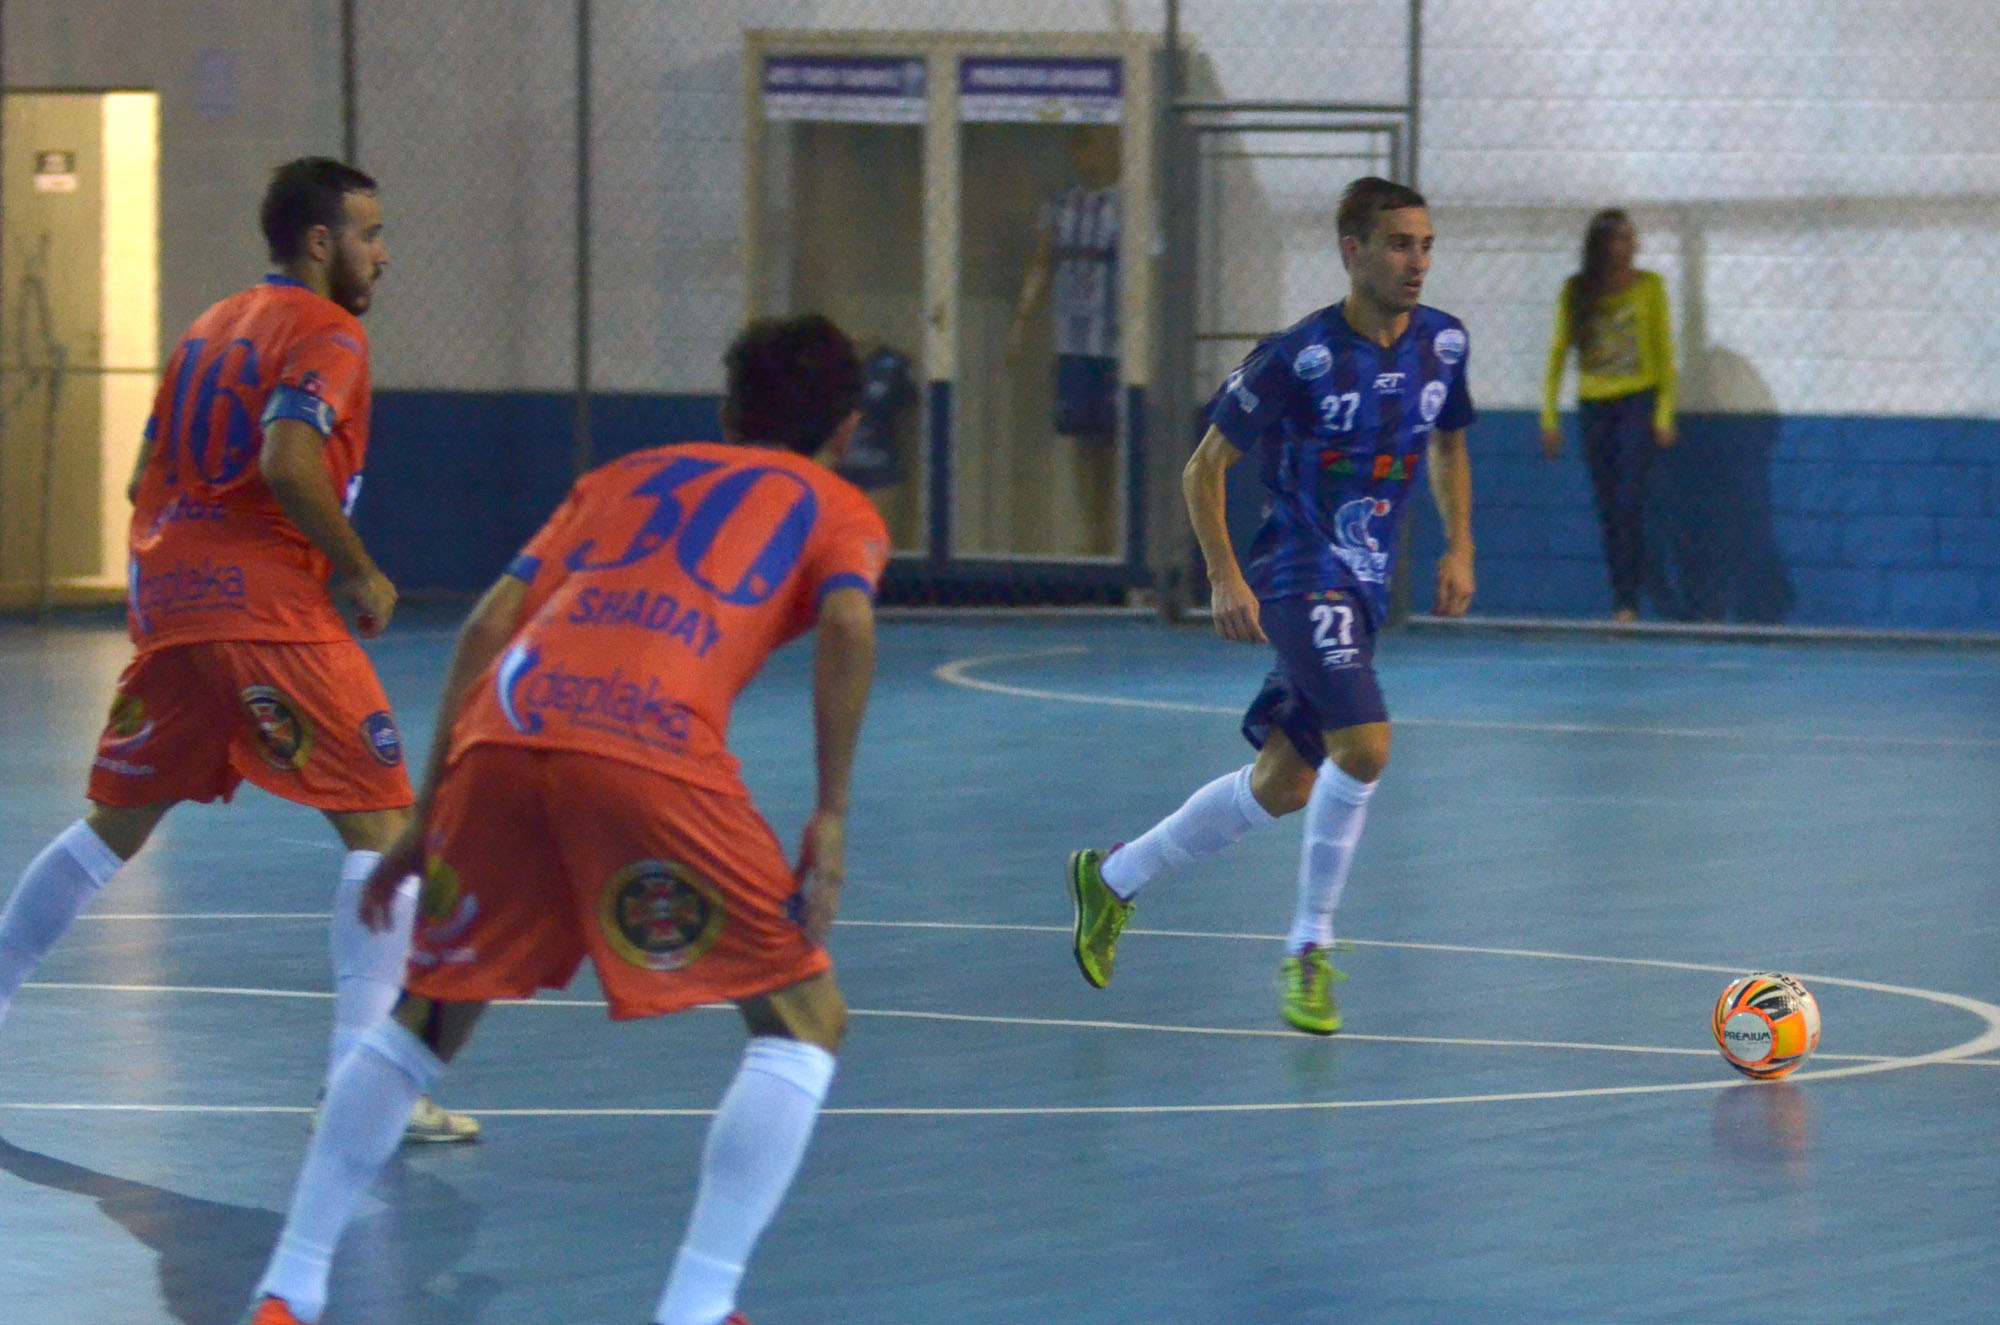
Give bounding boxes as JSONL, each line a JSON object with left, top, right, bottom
{"left": 722, "top": 314, "right": 864, "bottom": 455}
{"left": 260, "top": 157, "right": 378, "bottom": 264}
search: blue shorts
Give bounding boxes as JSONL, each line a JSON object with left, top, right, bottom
{"left": 1240, "top": 591, "right": 1388, "bottom": 765}
{"left": 1054, "top": 354, "right": 1118, "bottom": 441}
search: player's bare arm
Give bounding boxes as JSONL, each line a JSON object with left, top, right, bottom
{"left": 1184, "top": 424, "right": 1264, "bottom": 643}
{"left": 124, "top": 433, "right": 156, "bottom": 504}
{"left": 799, "top": 585, "right": 876, "bottom": 947}
{"left": 260, "top": 416, "right": 397, "bottom": 637}
{"left": 360, "top": 573, "right": 528, "bottom": 929}
{"left": 1427, "top": 426, "right": 1475, "bottom": 617}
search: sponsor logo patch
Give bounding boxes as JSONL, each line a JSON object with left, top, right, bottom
{"left": 1292, "top": 344, "right": 1333, "bottom": 381}
{"left": 599, "top": 859, "right": 726, "bottom": 971}
{"left": 1434, "top": 327, "right": 1466, "bottom": 365}
{"left": 1225, "top": 368, "right": 1260, "bottom": 413}
{"left": 240, "top": 684, "right": 315, "bottom": 770}
{"left": 496, "top": 643, "right": 695, "bottom": 753}
{"left": 360, "top": 710, "right": 403, "bottom": 766}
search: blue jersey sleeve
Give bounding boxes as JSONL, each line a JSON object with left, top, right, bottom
{"left": 1438, "top": 339, "right": 1476, "bottom": 433}
{"left": 1204, "top": 337, "right": 1297, "bottom": 450}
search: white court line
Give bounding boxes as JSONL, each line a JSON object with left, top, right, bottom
{"left": 11, "top": 923, "right": 1999, "bottom": 1118}
{"left": 75, "top": 912, "right": 332, "bottom": 921}
{"left": 933, "top": 646, "right": 2000, "bottom": 749}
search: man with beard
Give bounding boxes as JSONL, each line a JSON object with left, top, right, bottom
{"left": 0, "top": 157, "right": 476, "bottom": 1142}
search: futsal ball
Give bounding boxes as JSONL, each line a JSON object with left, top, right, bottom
{"left": 1712, "top": 972, "right": 1821, "bottom": 1080}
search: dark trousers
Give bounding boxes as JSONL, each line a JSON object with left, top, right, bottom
{"left": 1578, "top": 389, "right": 1657, "bottom": 614}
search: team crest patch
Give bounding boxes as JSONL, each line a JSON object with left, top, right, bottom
{"left": 360, "top": 710, "right": 404, "bottom": 766}
{"left": 240, "top": 684, "right": 315, "bottom": 770}
{"left": 599, "top": 859, "right": 726, "bottom": 972}
{"left": 101, "top": 693, "right": 155, "bottom": 752}
{"left": 1292, "top": 344, "right": 1333, "bottom": 381}
{"left": 413, "top": 854, "right": 479, "bottom": 955}
{"left": 1419, "top": 380, "right": 1449, "bottom": 422}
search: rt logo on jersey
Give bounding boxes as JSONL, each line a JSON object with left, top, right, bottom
{"left": 1331, "top": 498, "right": 1393, "bottom": 584}
{"left": 1225, "top": 368, "right": 1260, "bottom": 413}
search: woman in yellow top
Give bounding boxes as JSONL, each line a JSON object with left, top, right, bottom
{"left": 1541, "top": 209, "right": 1677, "bottom": 622}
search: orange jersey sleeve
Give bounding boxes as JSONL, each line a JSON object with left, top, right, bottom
{"left": 452, "top": 442, "right": 890, "bottom": 791}
{"left": 128, "top": 278, "right": 373, "bottom": 649}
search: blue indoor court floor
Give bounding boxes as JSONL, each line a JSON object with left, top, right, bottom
{"left": 0, "top": 612, "right": 1996, "bottom": 1324}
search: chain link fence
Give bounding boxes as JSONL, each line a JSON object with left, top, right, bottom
{"left": 5, "top": 0, "right": 1997, "bottom": 628}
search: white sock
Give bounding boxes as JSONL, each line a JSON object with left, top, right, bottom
{"left": 1286, "top": 762, "right": 1377, "bottom": 955}
{"left": 327, "top": 851, "right": 418, "bottom": 1078}
{"left": 256, "top": 1019, "right": 442, "bottom": 1322}
{"left": 1100, "top": 765, "right": 1274, "bottom": 900}
{"left": 0, "top": 820, "right": 123, "bottom": 1022}
{"left": 655, "top": 1037, "right": 837, "bottom": 1325}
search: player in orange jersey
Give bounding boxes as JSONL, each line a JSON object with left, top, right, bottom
{"left": 0, "top": 158, "right": 475, "bottom": 1142}
{"left": 246, "top": 314, "right": 887, "bottom": 1325}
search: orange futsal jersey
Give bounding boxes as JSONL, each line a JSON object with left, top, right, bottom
{"left": 453, "top": 442, "right": 891, "bottom": 791}
{"left": 127, "top": 275, "right": 373, "bottom": 649}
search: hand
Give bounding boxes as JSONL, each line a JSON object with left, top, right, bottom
{"left": 360, "top": 822, "right": 425, "bottom": 932}
{"left": 1209, "top": 574, "right": 1266, "bottom": 643}
{"left": 1434, "top": 545, "right": 1475, "bottom": 618}
{"left": 336, "top": 567, "right": 398, "bottom": 638}
{"left": 793, "top": 811, "right": 847, "bottom": 948}
{"left": 1539, "top": 428, "right": 1563, "bottom": 460}
{"left": 1652, "top": 424, "right": 1677, "bottom": 449}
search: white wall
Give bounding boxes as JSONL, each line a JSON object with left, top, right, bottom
{"left": 11, "top": 0, "right": 2000, "bottom": 414}
{"left": 2, "top": 0, "right": 341, "bottom": 358}
{"left": 1424, "top": 0, "right": 2000, "bottom": 416}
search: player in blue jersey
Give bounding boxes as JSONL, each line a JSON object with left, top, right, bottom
{"left": 1068, "top": 177, "right": 1475, "bottom": 1034}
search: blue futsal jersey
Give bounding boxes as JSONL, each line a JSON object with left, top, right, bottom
{"left": 1206, "top": 301, "right": 1476, "bottom": 622}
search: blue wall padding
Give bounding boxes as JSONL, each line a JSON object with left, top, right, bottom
{"left": 355, "top": 391, "right": 721, "bottom": 592}
{"left": 358, "top": 390, "right": 1999, "bottom": 630}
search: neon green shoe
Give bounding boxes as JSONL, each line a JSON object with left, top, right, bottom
{"left": 1280, "top": 945, "right": 1347, "bottom": 1034}
{"left": 1068, "top": 847, "right": 1135, "bottom": 989}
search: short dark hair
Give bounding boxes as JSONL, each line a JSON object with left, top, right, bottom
{"left": 1336, "top": 176, "right": 1428, "bottom": 244}
{"left": 260, "top": 157, "right": 378, "bottom": 264}
{"left": 721, "top": 314, "right": 864, "bottom": 455}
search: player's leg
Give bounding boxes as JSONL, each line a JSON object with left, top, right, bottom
{"left": 1277, "top": 718, "right": 1388, "bottom": 1035}
{"left": 3, "top": 645, "right": 237, "bottom": 1029}
{"left": 216, "top": 641, "right": 418, "bottom": 1081}
{"left": 252, "top": 745, "right": 573, "bottom": 1323}
{"left": 1066, "top": 675, "right": 1313, "bottom": 989}
{"left": 210, "top": 640, "right": 474, "bottom": 1140}
{"left": 0, "top": 801, "right": 170, "bottom": 1026}
{"left": 252, "top": 993, "right": 487, "bottom": 1324}
{"left": 1251, "top": 593, "right": 1390, "bottom": 1033}
{"left": 548, "top": 758, "right": 837, "bottom": 1325}
{"left": 318, "top": 804, "right": 479, "bottom": 1143}
{"left": 320, "top": 807, "right": 416, "bottom": 1070}
{"left": 655, "top": 973, "right": 846, "bottom": 1325}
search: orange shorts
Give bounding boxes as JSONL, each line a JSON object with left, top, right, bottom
{"left": 404, "top": 744, "right": 831, "bottom": 1019}
{"left": 85, "top": 638, "right": 414, "bottom": 813}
